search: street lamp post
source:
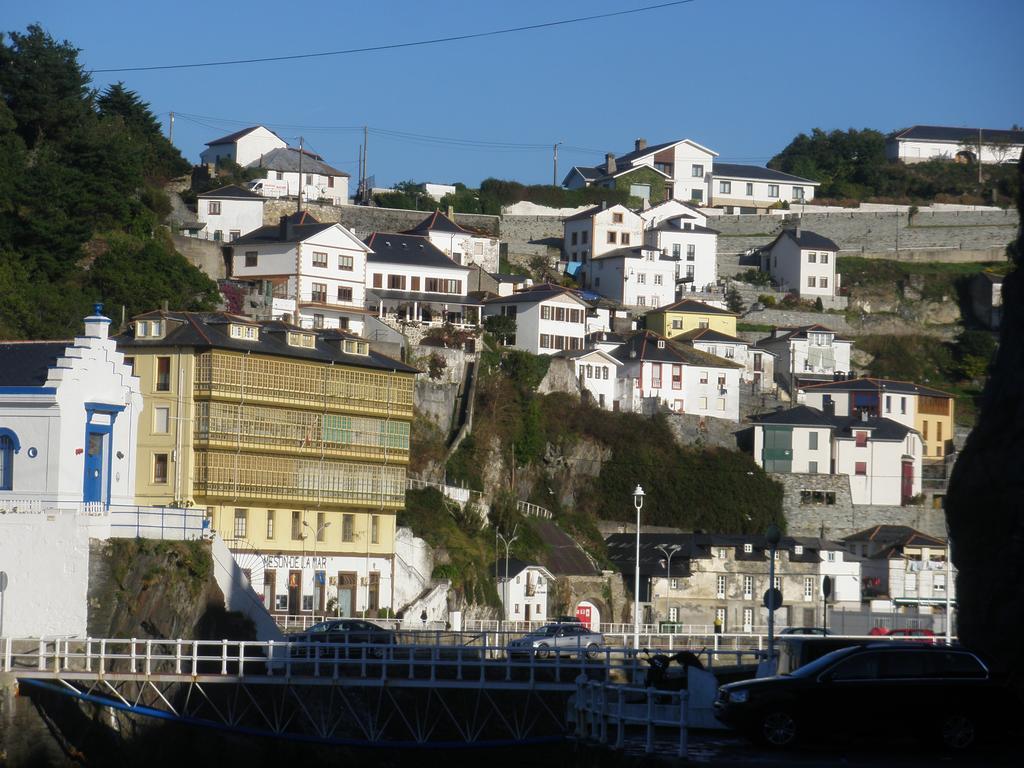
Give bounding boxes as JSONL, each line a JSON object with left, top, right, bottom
{"left": 303, "top": 520, "right": 330, "bottom": 616}
{"left": 766, "top": 523, "right": 782, "bottom": 667}
{"left": 632, "top": 485, "right": 645, "bottom": 652}
{"left": 497, "top": 525, "right": 519, "bottom": 632}
{"left": 655, "top": 544, "right": 681, "bottom": 628}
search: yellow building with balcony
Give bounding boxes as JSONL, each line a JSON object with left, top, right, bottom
{"left": 117, "top": 311, "right": 417, "bottom": 618}
{"left": 644, "top": 298, "right": 738, "bottom": 338}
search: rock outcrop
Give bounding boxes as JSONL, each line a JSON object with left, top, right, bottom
{"left": 945, "top": 159, "right": 1024, "bottom": 690}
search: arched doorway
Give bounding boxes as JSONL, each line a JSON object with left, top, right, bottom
{"left": 955, "top": 150, "right": 976, "bottom": 164}
{"left": 575, "top": 600, "right": 601, "bottom": 631}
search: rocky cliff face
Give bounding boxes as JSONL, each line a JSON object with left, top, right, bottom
{"left": 945, "top": 160, "right": 1024, "bottom": 688}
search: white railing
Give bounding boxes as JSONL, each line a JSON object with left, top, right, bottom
{"left": 405, "top": 477, "right": 483, "bottom": 505}
{"left": 574, "top": 680, "right": 688, "bottom": 758}
{"left": 516, "top": 500, "right": 552, "bottom": 519}
{"left": 0, "top": 636, "right": 646, "bottom": 686}
{"left": 108, "top": 505, "right": 208, "bottom": 541}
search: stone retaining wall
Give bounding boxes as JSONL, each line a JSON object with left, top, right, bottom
{"left": 263, "top": 201, "right": 500, "bottom": 237}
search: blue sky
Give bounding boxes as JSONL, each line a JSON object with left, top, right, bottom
{"left": 7, "top": 0, "right": 1023, "bottom": 187}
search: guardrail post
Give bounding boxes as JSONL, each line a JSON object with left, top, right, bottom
{"left": 99, "top": 639, "right": 106, "bottom": 676}
{"left": 238, "top": 641, "right": 246, "bottom": 677}
{"left": 645, "top": 687, "right": 655, "bottom": 753}
{"left": 3, "top": 637, "right": 11, "bottom": 673}
{"left": 130, "top": 638, "right": 137, "bottom": 674}
{"left": 175, "top": 639, "right": 182, "bottom": 675}
{"left": 145, "top": 639, "right": 152, "bottom": 677}
{"left": 616, "top": 686, "right": 625, "bottom": 748}
{"left": 678, "top": 690, "right": 688, "bottom": 758}
{"left": 38, "top": 638, "right": 46, "bottom": 672}
{"left": 192, "top": 640, "right": 199, "bottom": 677}
{"left": 53, "top": 638, "right": 61, "bottom": 674}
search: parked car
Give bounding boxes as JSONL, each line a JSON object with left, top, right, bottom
{"left": 714, "top": 644, "right": 1010, "bottom": 750}
{"left": 774, "top": 636, "right": 867, "bottom": 675}
{"left": 287, "top": 619, "right": 397, "bottom": 660}
{"left": 780, "top": 627, "right": 830, "bottom": 636}
{"left": 506, "top": 622, "right": 604, "bottom": 660}
{"left": 869, "top": 627, "right": 937, "bottom": 641}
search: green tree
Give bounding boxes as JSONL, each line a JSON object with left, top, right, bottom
{"left": 483, "top": 314, "right": 517, "bottom": 345}
{"left": 96, "top": 82, "right": 190, "bottom": 182}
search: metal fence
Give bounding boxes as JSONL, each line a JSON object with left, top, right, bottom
{"left": 108, "top": 505, "right": 207, "bottom": 541}
{"left": 574, "top": 680, "right": 688, "bottom": 757}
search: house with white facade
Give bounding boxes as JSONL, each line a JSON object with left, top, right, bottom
{"left": 886, "top": 125, "right": 1024, "bottom": 165}
{"left": 555, "top": 348, "right": 621, "bottom": 410}
{"left": 0, "top": 305, "right": 142, "bottom": 509}
{"left": 638, "top": 198, "right": 708, "bottom": 229}
{"left": 759, "top": 227, "right": 842, "bottom": 305}
{"left": 200, "top": 125, "right": 287, "bottom": 167}
{"left": 710, "top": 163, "right": 819, "bottom": 213}
{"left": 563, "top": 203, "right": 643, "bottom": 263}
{"left": 674, "top": 328, "right": 776, "bottom": 393}
{"left": 364, "top": 233, "right": 478, "bottom": 328}
{"left": 482, "top": 284, "right": 590, "bottom": 355}
{"left": 231, "top": 212, "right": 371, "bottom": 334}
{"left": 563, "top": 137, "right": 718, "bottom": 205}
{"left": 195, "top": 185, "right": 265, "bottom": 243}
{"left": 812, "top": 539, "right": 863, "bottom": 610}
{"left": 611, "top": 331, "right": 742, "bottom": 420}
{"left": 754, "top": 324, "right": 852, "bottom": 395}
{"left": 843, "top": 525, "right": 955, "bottom": 619}
{"left": 581, "top": 245, "right": 678, "bottom": 310}
{"left": 404, "top": 210, "right": 499, "bottom": 273}
{"left": 644, "top": 215, "right": 719, "bottom": 295}
{"left": 750, "top": 405, "right": 923, "bottom": 506}
{"left": 247, "top": 147, "right": 350, "bottom": 206}
{"left": 494, "top": 558, "right": 554, "bottom": 623}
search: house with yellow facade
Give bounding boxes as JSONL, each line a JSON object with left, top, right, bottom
{"left": 644, "top": 298, "right": 737, "bottom": 338}
{"left": 799, "top": 378, "right": 955, "bottom": 462}
{"left": 117, "top": 311, "right": 417, "bottom": 618}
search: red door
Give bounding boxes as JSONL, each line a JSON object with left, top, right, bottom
{"left": 575, "top": 604, "right": 593, "bottom": 628}
{"left": 901, "top": 460, "right": 914, "bottom": 505}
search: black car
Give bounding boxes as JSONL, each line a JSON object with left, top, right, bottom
{"left": 714, "top": 644, "right": 1010, "bottom": 750}
{"left": 287, "top": 619, "right": 397, "bottom": 660}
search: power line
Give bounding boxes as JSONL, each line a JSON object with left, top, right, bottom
{"left": 89, "top": 1, "right": 697, "bottom": 73}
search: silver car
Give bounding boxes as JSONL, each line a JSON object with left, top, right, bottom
{"left": 507, "top": 622, "right": 604, "bottom": 660}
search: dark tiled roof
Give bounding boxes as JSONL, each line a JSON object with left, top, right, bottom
{"left": 759, "top": 324, "right": 851, "bottom": 344}
{"left": 482, "top": 283, "right": 588, "bottom": 306}
{"left": 403, "top": 210, "right": 471, "bottom": 236}
{"left": 198, "top": 184, "right": 264, "bottom": 200}
{"left": 562, "top": 166, "right": 602, "bottom": 185}
{"left": 713, "top": 163, "right": 817, "bottom": 184}
{"left": 491, "top": 557, "right": 542, "bottom": 580}
{"left": 674, "top": 328, "right": 745, "bottom": 344}
{"left": 650, "top": 298, "right": 737, "bottom": 316}
{"left": 532, "top": 519, "right": 601, "bottom": 576}
{"left": 367, "top": 289, "right": 480, "bottom": 305}
{"left": 604, "top": 533, "right": 817, "bottom": 574}
{"left": 750, "top": 405, "right": 837, "bottom": 428}
{"left": 751, "top": 405, "right": 912, "bottom": 441}
{"left": 801, "top": 377, "right": 953, "bottom": 399}
{"left": 843, "top": 524, "right": 945, "bottom": 547}
{"left": 490, "top": 273, "right": 530, "bottom": 283}
{"left": 890, "top": 125, "right": 1024, "bottom": 144}
{"left": 115, "top": 312, "right": 416, "bottom": 373}
{"left": 365, "top": 233, "right": 467, "bottom": 270}
{"left": 564, "top": 204, "right": 606, "bottom": 222}
{"left": 0, "top": 342, "right": 70, "bottom": 387}
{"left": 205, "top": 125, "right": 279, "bottom": 146}
{"left": 610, "top": 331, "right": 743, "bottom": 368}
{"left": 232, "top": 213, "right": 335, "bottom": 246}
{"left": 592, "top": 245, "right": 661, "bottom": 261}
{"left": 247, "top": 147, "right": 349, "bottom": 177}
{"left": 773, "top": 229, "right": 839, "bottom": 251}
{"left": 650, "top": 219, "right": 719, "bottom": 235}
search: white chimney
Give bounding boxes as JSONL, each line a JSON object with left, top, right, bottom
{"left": 83, "top": 302, "right": 111, "bottom": 339}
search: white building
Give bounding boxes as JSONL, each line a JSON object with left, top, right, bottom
{"left": 0, "top": 305, "right": 141, "bottom": 509}
{"left": 644, "top": 215, "right": 719, "bottom": 295}
{"left": 886, "top": 125, "right": 1024, "bottom": 165}
{"left": 495, "top": 559, "right": 553, "bottom": 623}
{"left": 638, "top": 198, "right": 708, "bottom": 229}
{"left": 403, "top": 210, "right": 500, "bottom": 274}
{"left": 555, "top": 348, "right": 621, "bottom": 410}
{"left": 754, "top": 324, "right": 852, "bottom": 394}
{"left": 710, "top": 163, "right": 819, "bottom": 212}
{"left": 195, "top": 185, "right": 265, "bottom": 242}
{"left": 422, "top": 183, "right": 457, "bottom": 201}
{"left": 364, "top": 232, "right": 479, "bottom": 328}
{"left": 751, "top": 405, "right": 923, "bottom": 506}
{"left": 813, "top": 540, "right": 863, "bottom": 609}
{"left": 247, "top": 147, "right": 350, "bottom": 206}
{"left": 582, "top": 245, "right": 678, "bottom": 309}
{"left": 231, "top": 212, "right": 371, "bottom": 334}
{"left": 200, "top": 125, "right": 287, "bottom": 167}
{"left": 562, "top": 137, "right": 718, "bottom": 205}
{"left": 563, "top": 203, "right": 643, "bottom": 263}
{"left": 760, "top": 227, "right": 841, "bottom": 304}
{"left": 674, "top": 328, "right": 776, "bottom": 393}
{"left": 482, "top": 284, "right": 590, "bottom": 355}
{"left": 611, "top": 331, "right": 742, "bottom": 421}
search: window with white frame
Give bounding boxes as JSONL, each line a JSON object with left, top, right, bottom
{"left": 807, "top": 276, "right": 817, "bottom": 288}
{"left": 773, "top": 575, "right": 781, "bottom": 590}
{"left": 820, "top": 253, "right": 829, "bottom": 264}
{"left": 668, "top": 607, "right": 679, "bottom": 622}
{"left": 746, "top": 182, "right": 754, "bottom": 196}
{"left": 716, "top": 575, "right": 726, "bottom": 598}
{"left": 794, "top": 545, "right": 804, "bottom": 555}
{"left": 654, "top": 274, "right": 663, "bottom": 285}
{"left": 672, "top": 243, "right": 681, "bottom": 258}
{"left": 312, "top": 251, "right": 328, "bottom": 268}
{"left": 687, "top": 244, "right": 695, "bottom": 260}
{"left": 803, "top": 576, "right": 814, "bottom": 601}
{"left": 338, "top": 254, "right": 353, "bottom": 271}
{"left": 692, "top": 164, "right": 704, "bottom": 177}
{"left": 670, "top": 578, "right": 679, "bottom": 590}
{"left": 743, "top": 607, "right": 753, "bottom": 631}
{"left": 743, "top": 575, "right": 753, "bottom": 598}
{"left": 208, "top": 201, "right": 221, "bottom": 215}
{"left": 743, "top": 543, "right": 753, "bottom": 553}
{"left": 820, "top": 277, "right": 828, "bottom": 289}
{"left": 717, "top": 548, "right": 727, "bottom": 559}
{"left": 808, "top": 252, "right": 817, "bottom": 263}
{"left": 768, "top": 184, "right": 779, "bottom": 198}
{"left": 233, "top": 508, "right": 248, "bottom": 538}
{"left": 827, "top": 551, "right": 836, "bottom": 562}
{"left": 719, "top": 181, "right": 732, "bottom": 194}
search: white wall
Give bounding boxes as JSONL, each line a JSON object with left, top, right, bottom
{"left": 768, "top": 237, "right": 836, "bottom": 298}
{"left": 640, "top": 199, "right": 708, "bottom": 228}
{"left": 819, "top": 548, "right": 861, "bottom": 606}
{"left": 646, "top": 227, "right": 718, "bottom": 293}
{"left": 197, "top": 197, "right": 264, "bottom": 241}
{"left": 834, "top": 432, "right": 922, "bottom": 505}
{"left": 890, "top": 138, "right": 1022, "bottom": 165}
{"left": 200, "top": 127, "right": 286, "bottom": 167}
{"left": 0, "top": 509, "right": 92, "bottom": 637}
{"left": 393, "top": 527, "right": 434, "bottom": 612}
{"left": 785, "top": 426, "right": 834, "bottom": 473}
{"left": 711, "top": 175, "right": 817, "bottom": 208}
{"left": 256, "top": 169, "right": 348, "bottom": 206}
{"left": 803, "top": 389, "right": 918, "bottom": 431}
{"left": 425, "top": 230, "right": 500, "bottom": 274}
{"left": 620, "top": 359, "right": 740, "bottom": 421}
{"left": 669, "top": 143, "right": 716, "bottom": 204}
{"left": 498, "top": 566, "right": 550, "bottom": 622}
{"left": 572, "top": 354, "right": 618, "bottom": 410}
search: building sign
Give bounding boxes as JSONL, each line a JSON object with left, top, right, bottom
{"left": 263, "top": 555, "right": 327, "bottom": 570}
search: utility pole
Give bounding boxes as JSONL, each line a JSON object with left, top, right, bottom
{"left": 362, "top": 125, "right": 369, "bottom": 204}
{"left": 552, "top": 142, "right": 562, "bottom": 187}
{"left": 978, "top": 128, "right": 983, "bottom": 185}
{"left": 297, "top": 136, "right": 304, "bottom": 213}
{"left": 169, "top": 111, "right": 174, "bottom": 144}
{"left": 497, "top": 525, "right": 519, "bottom": 632}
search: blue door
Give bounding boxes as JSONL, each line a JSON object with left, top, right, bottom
{"left": 83, "top": 428, "right": 109, "bottom": 503}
